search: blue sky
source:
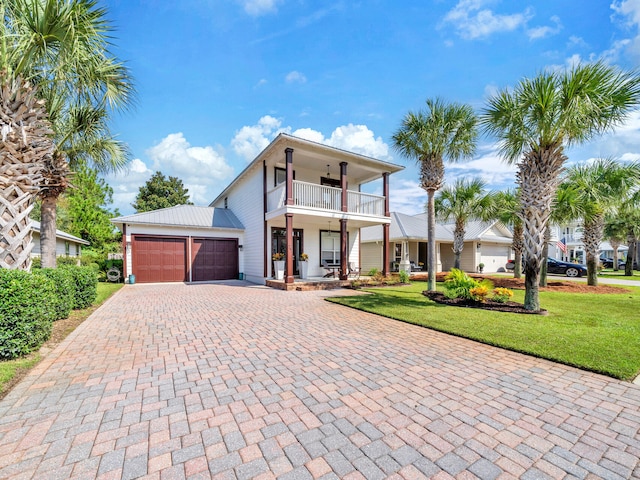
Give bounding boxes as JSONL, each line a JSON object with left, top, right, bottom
{"left": 104, "top": 0, "right": 640, "bottom": 216}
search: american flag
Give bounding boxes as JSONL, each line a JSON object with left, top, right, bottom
{"left": 556, "top": 237, "right": 567, "bottom": 253}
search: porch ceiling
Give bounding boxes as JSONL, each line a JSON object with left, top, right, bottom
{"left": 266, "top": 208, "right": 391, "bottom": 229}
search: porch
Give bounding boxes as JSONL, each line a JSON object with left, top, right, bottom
{"left": 266, "top": 276, "right": 353, "bottom": 291}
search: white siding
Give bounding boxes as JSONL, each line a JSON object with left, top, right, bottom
{"left": 361, "top": 242, "right": 382, "bottom": 273}
{"left": 212, "top": 163, "right": 264, "bottom": 283}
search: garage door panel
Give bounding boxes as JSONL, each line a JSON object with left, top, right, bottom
{"left": 191, "top": 238, "right": 238, "bottom": 281}
{"left": 133, "top": 236, "right": 187, "bottom": 283}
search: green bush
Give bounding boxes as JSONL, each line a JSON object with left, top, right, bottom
{"left": 33, "top": 268, "right": 74, "bottom": 320}
{"left": 443, "top": 268, "right": 493, "bottom": 300}
{"left": 398, "top": 270, "right": 410, "bottom": 284}
{"left": 57, "top": 256, "right": 80, "bottom": 267}
{"left": 30, "top": 257, "right": 41, "bottom": 269}
{"left": 0, "top": 270, "right": 56, "bottom": 359}
{"left": 61, "top": 265, "right": 98, "bottom": 309}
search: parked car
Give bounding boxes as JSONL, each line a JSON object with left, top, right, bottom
{"left": 505, "top": 258, "right": 587, "bottom": 277}
{"left": 547, "top": 258, "right": 587, "bottom": 277}
{"left": 599, "top": 256, "right": 625, "bottom": 269}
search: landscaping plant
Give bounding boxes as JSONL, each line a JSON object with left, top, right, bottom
{"left": 443, "top": 268, "right": 493, "bottom": 300}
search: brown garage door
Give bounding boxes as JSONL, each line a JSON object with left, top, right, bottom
{"left": 191, "top": 238, "right": 238, "bottom": 281}
{"left": 132, "top": 236, "right": 187, "bottom": 283}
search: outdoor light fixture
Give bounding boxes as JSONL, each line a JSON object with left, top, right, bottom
{"left": 238, "top": 244, "right": 243, "bottom": 250}
{"left": 326, "top": 164, "right": 330, "bottom": 178}
{"left": 477, "top": 243, "right": 481, "bottom": 250}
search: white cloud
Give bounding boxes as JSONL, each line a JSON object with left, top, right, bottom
{"left": 446, "top": 145, "right": 518, "bottom": 189}
{"left": 285, "top": 71, "right": 307, "bottom": 84}
{"left": 611, "top": 0, "right": 640, "bottom": 58}
{"left": 255, "top": 78, "right": 268, "bottom": 88}
{"left": 231, "top": 115, "right": 286, "bottom": 161}
{"left": 232, "top": 117, "right": 393, "bottom": 162}
{"left": 442, "top": 0, "right": 532, "bottom": 40}
{"left": 238, "top": 0, "right": 281, "bottom": 16}
{"left": 106, "top": 134, "right": 235, "bottom": 214}
{"left": 527, "top": 15, "right": 562, "bottom": 40}
{"left": 389, "top": 179, "right": 428, "bottom": 215}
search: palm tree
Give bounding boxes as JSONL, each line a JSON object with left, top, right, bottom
{"left": 481, "top": 62, "right": 640, "bottom": 310}
{"left": 2, "top": 0, "right": 134, "bottom": 269}
{"left": 392, "top": 98, "right": 478, "bottom": 291}
{"left": 604, "top": 217, "right": 627, "bottom": 272}
{"left": 434, "top": 178, "right": 491, "bottom": 270}
{"left": 489, "top": 189, "right": 524, "bottom": 278}
{"left": 559, "top": 159, "right": 640, "bottom": 285}
{"left": 0, "top": 76, "right": 53, "bottom": 270}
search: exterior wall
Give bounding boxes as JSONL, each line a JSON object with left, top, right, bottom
{"left": 31, "top": 232, "right": 83, "bottom": 257}
{"left": 212, "top": 163, "right": 264, "bottom": 284}
{"left": 266, "top": 217, "right": 359, "bottom": 278}
{"left": 122, "top": 224, "right": 243, "bottom": 278}
{"left": 361, "top": 242, "right": 381, "bottom": 273}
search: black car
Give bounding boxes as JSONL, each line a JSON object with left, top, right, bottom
{"left": 505, "top": 258, "right": 587, "bottom": 277}
{"left": 547, "top": 258, "right": 587, "bottom": 277}
{"left": 599, "top": 256, "right": 625, "bottom": 268}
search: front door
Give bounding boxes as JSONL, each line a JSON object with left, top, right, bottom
{"left": 271, "top": 228, "right": 303, "bottom": 275}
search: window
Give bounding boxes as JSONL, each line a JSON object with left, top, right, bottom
{"left": 320, "top": 230, "right": 340, "bottom": 265}
{"left": 65, "top": 241, "right": 70, "bottom": 256}
{"left": 274, "top": 167, "right": 295, "bottom": 186}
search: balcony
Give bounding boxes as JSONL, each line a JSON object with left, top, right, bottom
{"left": 267, "top": 180, "right": 385, "bottom": 217}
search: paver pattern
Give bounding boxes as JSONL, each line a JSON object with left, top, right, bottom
{"left": 0, "top": 282, "right": 639, "bottom": 479}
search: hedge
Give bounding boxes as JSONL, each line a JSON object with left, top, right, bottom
{"left": 0, "top": 270, "right": 56, "bottom": 359}
{"left": 61, "top": 265, "right": 98, "bottom": 309}
{"left": 33, "top": 268, "right": 75, "bottom": 320}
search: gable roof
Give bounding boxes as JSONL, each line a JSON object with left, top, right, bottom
{"left": 210, "top": 132, "right": 404, "bottom": 207}
{"left": 111, "top": 205, "right": 245, "bottom": 230}
{"left": 361, "top": 212, "right": 512, "bottom": 244}
{"left": 30, "top": 221, "right": 90, "bottom": 245}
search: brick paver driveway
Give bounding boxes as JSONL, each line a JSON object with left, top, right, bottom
{"left": 0, "top": 283, "right": 639, "bottom": 479}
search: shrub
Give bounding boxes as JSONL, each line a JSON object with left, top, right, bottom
{"left": 33, "top": 268, "right": 74, "bottom": 320}
{"left": 61, "top": 265, "right": 98, "bottom": 309}
{"left": 368, "top": 267, "right": 379, "bottom": 277}
{"left": 443, "top": 269, "right": 478, "bottom": 299}
{"left": 492, "top": 287, "right": 513, "bottom": 303}
{"left": 398, "top": 270, "right": 410, "bottom": 284}
{"left": 444, "top": 268, "right": 493, "bottom": 301}
{"left": 0, "top": 270, "right": 56, "bottom": 359}
{"left": 57, "top": 256, "right": 81, "bottom": 267}
{"left": 470, "top": 285, "right": 490, "bottom": 302}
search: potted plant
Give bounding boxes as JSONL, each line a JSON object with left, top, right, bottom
{"left": 299, "top": 253, "right": 309, "bottom": 279}
{"left": 272, "top": 252, "right": 285, "bottom": 280}
{"left": 478, "top": 262, "right": 485, "bottom": 273}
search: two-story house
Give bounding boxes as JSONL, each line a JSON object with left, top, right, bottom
{"left": 112, "top": 133, "right": 404, "bottom": 285}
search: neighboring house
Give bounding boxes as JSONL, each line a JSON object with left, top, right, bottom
{"left": 554, "top": 221, "right": 627, "bottom": 263}
{"left": 112, "top": 133, "right": 404, "bottom": 284}
{"left": 360, "top": 212, "right": 513, "bottom": 273}
{"left": 30, "top": 220, "right": 90, "bottom": 258}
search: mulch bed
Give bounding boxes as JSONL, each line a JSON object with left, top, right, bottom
{"left": 411, "top": 273, "right": 628, "bottom": 294}
{"left": 423, "top": 291, "right": 548, "bottom": 315}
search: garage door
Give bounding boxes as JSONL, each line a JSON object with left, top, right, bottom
{"left": 132, "top": 236, "right": 187, "bottom": 283}
{"left": 191, "top": 238, "right": 238, "bottom": 281}
{"left": 480, "top": 243, "right": 510, "bottom": 272}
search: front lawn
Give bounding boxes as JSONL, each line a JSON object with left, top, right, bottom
{"left": 0, "top": 282, "right": 124, "bottom": 397}
{"left": 328, "top": 282, "right": 640, "bottom": 380}
{"left": 598, "top": 269, "right": 640, "bottom": 279}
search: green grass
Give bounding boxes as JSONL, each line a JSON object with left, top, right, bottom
{"left": 0, "top": 282, "right": 123, "bottom": 396}
{"left": 598, "top": 269, "right": 640, "bottom": 279}
{"left": 328, "top": 282, "right": 640, "bottom": 380}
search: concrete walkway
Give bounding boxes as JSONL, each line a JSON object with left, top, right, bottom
{"left": 0, "top": 282, "right": 638, "bottom": 479}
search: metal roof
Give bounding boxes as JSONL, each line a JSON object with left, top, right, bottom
{"left": 361, "top": 212, "right": 512, "bottom": 243}
{"left": 30, "top": 221, "right": 90, "bottom": 245}
{"left": 111, "top": 205, "right": 245, "bottom": 230}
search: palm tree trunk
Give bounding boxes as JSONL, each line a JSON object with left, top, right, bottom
{"left": 625, "top": 238, "right": 636, "bottom": 276}
{"left": 453, "top": 222, "right": 464, "bottom": 270}
{"left": 513, "top": 223, "right": 524, "bottom": 279}
{"left": 0, "top": 77, "right": 52, "bottom": 270}
{"left": 427, "top": 189, "right": 437, "bottom": 291}
{"left": 583, "top": 215, "right": 603, "bottom": 286}
{"left": 40, "top": 194, "right": 58, "bottom": 268}
{"left": 518, "top": 144, "right": 566, "bottom": 311}
{"left": 539, "top": 226, "right": 550, "bottom": 287}
{"left": 611, "top": 239, "right": 621, "bottom": 271}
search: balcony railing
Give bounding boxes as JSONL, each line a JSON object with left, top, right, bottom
{"left": 267, "top": 180, "right": 385, "bottom": 216}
